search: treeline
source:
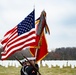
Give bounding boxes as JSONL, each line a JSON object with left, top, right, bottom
{"left": 0, "top": 47, "right": 76, "bottom": 60}
{"left": 44, "top": 47, "right": 76, "bottom": 60}
{"left": 0, "top": 48, "right": 32, "bottom": 60}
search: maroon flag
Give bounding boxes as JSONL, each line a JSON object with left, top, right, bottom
{"left": 1, "top": 10, "right": 36, "bottom": 60}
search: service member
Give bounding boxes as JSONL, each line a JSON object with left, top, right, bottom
{"left": 20, "top": 57, "right": 39, "bottom": 75}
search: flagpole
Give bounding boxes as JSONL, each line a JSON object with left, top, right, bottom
{"left": 35, "top": 31, "right": 43, "bottom": 61}
{"left": 33, "top": 5, "right": 35, "bottom": 9}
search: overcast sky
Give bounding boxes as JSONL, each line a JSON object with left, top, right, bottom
{"left": 0, "top": 0, "right": 76, "bottom": 50}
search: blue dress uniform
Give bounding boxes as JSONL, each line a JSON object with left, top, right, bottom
{"left": 20, "top": 57, "right": 39, "bottom": 75}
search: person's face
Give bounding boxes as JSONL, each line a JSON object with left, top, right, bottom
{"left": 30, "top": 60, "right": 35, "bottom": 65}
{"left": 26, "top": 61, "right": 30, "bottom": 65}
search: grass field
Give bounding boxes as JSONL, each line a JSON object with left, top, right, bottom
{"left": 0, "top": 65, "right": 76, "bottom": 75}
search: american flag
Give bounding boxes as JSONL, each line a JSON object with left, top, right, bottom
{"left": 1, "top": 10, "right": 36, "bottom": 60}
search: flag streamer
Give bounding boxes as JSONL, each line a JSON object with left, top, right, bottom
{"left": 30, "top": 10, "right": 50, "bottom": 62}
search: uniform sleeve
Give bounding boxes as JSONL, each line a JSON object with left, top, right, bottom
{"left": 35, "top": 64, "right": 39, "bottom": 70}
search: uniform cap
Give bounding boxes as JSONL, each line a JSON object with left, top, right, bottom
{"left": 27, "top": 57, "right": 36, "bottom": 61}
{"left": 21, "top": 57, "right": 36, "bottom": 62}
